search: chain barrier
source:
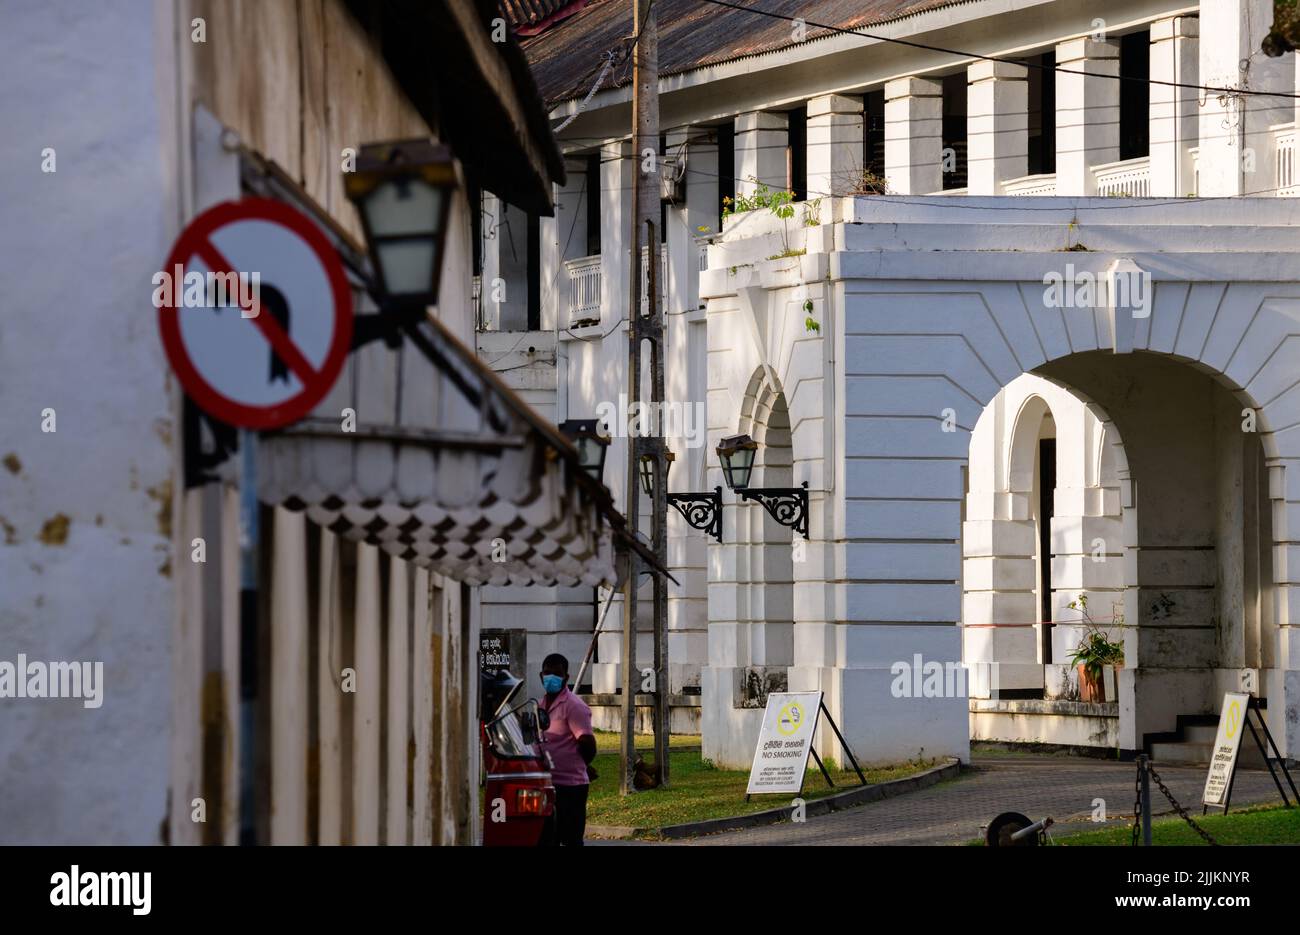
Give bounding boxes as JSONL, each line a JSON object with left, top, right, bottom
{"left": 1130, "top": 757, "right": 1219, "bottom": 846}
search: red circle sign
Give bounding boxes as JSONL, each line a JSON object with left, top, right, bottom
{"left": 157, "top": 198, "right": 354, "bottom": 429}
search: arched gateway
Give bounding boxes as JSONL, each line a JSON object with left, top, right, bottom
{"left": 700, "top": 196, "right": 1300, "bottom": 769}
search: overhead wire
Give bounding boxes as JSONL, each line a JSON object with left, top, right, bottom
{"left": 691, "top": 0, "right": 1300, "bottom": 101}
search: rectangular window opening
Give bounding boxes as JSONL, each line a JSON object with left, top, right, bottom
{"left": 1027, "top": 51, "right": 1057, "bottom": 175}
{"left": 941, "top": 72, "right": 968, "bottom": 190}
{"left": 585, "top": 153, "right": 601, "bottom": 257}
{"left": 863, "top": 89, "right": 886, "bottom": 182}
{"left": 1119, "top": 30, "right": 1150, "bottom": 161}
{"left": 717, "top": 118, "right": 735, "bottom": 230}
{"left": 786, "top": 106, "right": 807, "bottom": 200}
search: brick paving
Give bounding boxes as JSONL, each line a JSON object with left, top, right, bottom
{"left": 680, "top": 754, "right": 1290, "bottom": 846}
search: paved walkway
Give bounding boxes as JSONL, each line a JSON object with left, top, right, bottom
{"left": 682, "top": 754, "right": 1289, "bottom": 846}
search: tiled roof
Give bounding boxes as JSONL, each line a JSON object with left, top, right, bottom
{"left": 522, "top": 0, "right": 971, "bottom": 105}
{"left": 501, "top": 0, "right": 589, "bottom": 33}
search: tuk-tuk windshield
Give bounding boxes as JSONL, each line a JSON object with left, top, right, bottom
{"left": 485, "top": 699, "right": 543, "bottom": 759}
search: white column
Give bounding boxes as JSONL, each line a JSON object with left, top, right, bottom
{"left": 552, "top": 169, "right": 590, "bottom": 328}
{"left": 963, "top": 492, "right": 1040, "bottom": 698}
{"left": 806, "top": 93, "right": 864, "bottom": 197}
{"left": 665, "top": 128, "right": 714, "bottom": 696}
{"left": 538, "top": 183, "right": 561, "bottom": 331}
{"left": 665, "top": 128, "right": 715, "bottom": 314}
{"left": 734, "top": 111, "right": 788, "bottom": 198}
{"left": 884, "top": 76, "right": 943, "bottom": 194}
{"left": 665, "top": 128, "right": 696, "bottom": 318}
{"left": 1149, "top": 15, "right": 1200, "bottom": 197}
{"left": 479, "top": 192, "right": 502, "bottom": 331}
{"left": 556, "top": 167, "right": 589, "bottom": 262}
{"left": 1055, "top": 37, "right": 1120, "bottom": 196}
{"left": 599, "top": 139, "right": 632, "bottom": 326}
{"left": 1200, "top": 0, "right": 1293, "bottom": 196}
{"left": 966, "top": 61, "right": 1028, "bottom": 195}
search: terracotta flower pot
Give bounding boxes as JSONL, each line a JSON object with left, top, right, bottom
{"left": 1077, "top": 663, "right": 1106, "bottom": 703}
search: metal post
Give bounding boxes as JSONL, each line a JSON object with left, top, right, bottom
{"left": 1251, "top": 699, "right": 1300, "bottom": 803}
{"left": 808, "top": 747, "right": 835, "bottom": 790}
{"left": 619, "top": 269, "right": 640, "bottom": 796}
{"left": 820, "top": 701, "right": 867, "bottom": 786}
{"left": 1139, "top": 754, "right": 1152, "bottom": 846}
{"left": 620, "top": 0, "right": 662, "bottom": 796}
{"left": 238, "top": 428, "right": 260, "bottom": 845}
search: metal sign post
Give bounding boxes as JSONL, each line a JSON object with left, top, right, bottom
{"left": 159, "top": 196, "right": 354, "bottom": 845}
{"left": 237, "top": 428, "right": 260, "bottom": 846}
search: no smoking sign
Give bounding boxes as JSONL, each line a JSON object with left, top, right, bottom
{"left": 157, "top": 198, "right": 353, "bottom": 429}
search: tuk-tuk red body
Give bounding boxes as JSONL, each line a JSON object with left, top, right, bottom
{"left": 480, "top": 669, "right": 554, "bottom": 846}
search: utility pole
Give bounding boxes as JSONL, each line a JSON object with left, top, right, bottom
{"left": 621, "top": 0, "right": 669, "bottom": 794}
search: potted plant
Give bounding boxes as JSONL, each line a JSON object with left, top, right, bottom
{"left": 1065, "top": 594, "right": 1125, "bottom": 703}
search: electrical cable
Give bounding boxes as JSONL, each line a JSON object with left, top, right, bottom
{"left": 690, "top": 0, "right": 1300, "bottom": 100}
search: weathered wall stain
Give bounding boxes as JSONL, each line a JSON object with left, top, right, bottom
{"left": 38, "top": 513, "right": 70, "bottom": 546}
{"left": 147, "top": 480, "right": 173, "bottom": 538}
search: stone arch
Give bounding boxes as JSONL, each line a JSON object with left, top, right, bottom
{"left": 834, "top": 273, "right": 1300, "bottom": 756}
{"left": 1004, "top": 393, "right": 1054, "bottom": 495}
{"left": 965, "top": 375, "right": 1135, "bottom": 732}
{"left": 736, "top": 367, "right": 795, "bottom": 640}
{"left": 701, "top": 362, "right": 804, "bottom": 768}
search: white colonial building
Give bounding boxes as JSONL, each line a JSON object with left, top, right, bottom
{"left": 480, "top": 0, "right": 1300, "bottom": 768}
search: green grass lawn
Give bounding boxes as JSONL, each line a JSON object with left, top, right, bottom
{"left": 584, "top": 740, "right": 938, "bottom": 831}
{"left": 593, "top": 730, "right": 702, "bottom": 753}
{"left": 1046, "top": 803, "right": 1300, "bottom": 846}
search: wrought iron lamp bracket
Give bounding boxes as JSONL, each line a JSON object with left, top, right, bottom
{"left": 738, "top": 481, "right": 809, "bottom": 539}
{"left": 666, "top": 486, "right": 723, "bottom": 542}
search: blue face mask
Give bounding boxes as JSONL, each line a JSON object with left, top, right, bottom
{"left": 542, "top": 674, "right": 565, "bottom": 695}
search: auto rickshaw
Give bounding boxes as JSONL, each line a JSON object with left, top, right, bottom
{"left": 480, "top": 668, "right": 555, "bottom": 846}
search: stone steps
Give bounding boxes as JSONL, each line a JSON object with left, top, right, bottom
{"left": 1148, "top": 717, "right": 1267, "bottom": 768}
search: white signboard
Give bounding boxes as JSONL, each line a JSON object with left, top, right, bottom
{"left": 1202, "top": 691, "right": 1250, "bottom": 807}
{"left": 746, "top": 691, "right": 822, "bottom": 795}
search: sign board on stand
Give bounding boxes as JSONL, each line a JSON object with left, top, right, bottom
{"left": 746, "top": 691, "right": 824, "bottom": 795}
{"left": 1202, "top": 691, "right": 1249, "bottom": 808}
{"left": 1200, "top": 690, "right": 1298, "bottom": 814}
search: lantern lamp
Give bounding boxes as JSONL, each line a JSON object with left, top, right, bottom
{"left": 558, "top": 419, "right": 610, "bottom": 484}
{"left": 344, "top": 139, "right": 456, "bottom": 306}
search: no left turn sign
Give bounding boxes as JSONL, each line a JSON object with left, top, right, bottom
{"left": 157, "top": 198, "right": 354, "bottom": 429}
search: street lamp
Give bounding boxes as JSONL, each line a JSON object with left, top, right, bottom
{"left": 559, "top": 419, "right": 610, "bottom": 484}
{"left": 715, "top": 434, "right": 758, "bottom": 491}
{"left": 639, "top": 449, "right": 674, "bottom": 496}
{"left": 641, "top": 449, "right": 722, "bottom": 543}
{"left": 716, "top": 433, "right": 809, "bottom": 539}
{"left": 344, "top": 139, "right": 456, "bottom": 306}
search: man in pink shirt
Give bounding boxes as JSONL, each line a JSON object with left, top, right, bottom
{"left": 538, "top": 653, "right": 596, "bottom": 846}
